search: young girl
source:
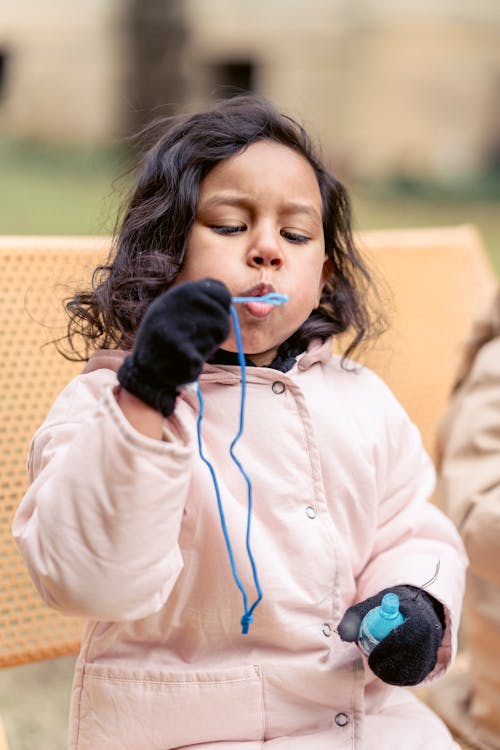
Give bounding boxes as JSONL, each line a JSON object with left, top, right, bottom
{"left": 13, "top": 95, "right": 466, "bottom": 749}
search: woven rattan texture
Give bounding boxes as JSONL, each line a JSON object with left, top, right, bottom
{"left": 0, "top": 236, "right": 109, "bottom": 667}
{"left": 0, "top": 227, "right": 496, "bottom": 669}
{"left": 355, "top": 224, "right": 497, "bottom": 464}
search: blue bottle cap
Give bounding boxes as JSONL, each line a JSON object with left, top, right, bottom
{"left": 380, "top": 592, "right": 400, "bottom": 616}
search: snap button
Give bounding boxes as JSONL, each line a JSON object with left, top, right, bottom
{"left": 271, "top": 381, "right": 286, "bottom": 394}
{"left": 322, "top": 623, "right": 332, "bottom": 637}
{"left": 335, "top": 712, "right": 349, "bottom": 727}
{"left": 305, "top": 506, "right": 317, "bottom": 519}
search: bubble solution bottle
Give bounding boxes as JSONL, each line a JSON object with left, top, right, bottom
{"left": 358, "top": 592, "right": 405, "bottom": 656}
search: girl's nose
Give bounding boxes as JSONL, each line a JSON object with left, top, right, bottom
{"left": 247, "top": 230, "right": 284, "bottom": 269}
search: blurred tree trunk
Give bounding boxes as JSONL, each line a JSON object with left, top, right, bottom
{"left": 124, "top": 0, "right": 188, "bottom": 135}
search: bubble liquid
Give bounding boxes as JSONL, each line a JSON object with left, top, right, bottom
{"left": 358, "top": 592, "right": 405, "bottom": 656}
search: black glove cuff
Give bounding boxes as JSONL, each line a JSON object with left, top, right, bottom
{"left": 117, "top": 357, "right": 178, "bottom": 417}
{"left": 422, "top": 590, "right": 446, "bottom": 631}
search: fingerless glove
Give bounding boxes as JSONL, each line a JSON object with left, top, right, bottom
{"left": 118, "top": 278, "right": 231, "bottom": 416}
{"left": 338, "top": 585, "right": 445, "bottom": 686}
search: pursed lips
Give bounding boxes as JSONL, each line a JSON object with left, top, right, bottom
{"left": 232, "top": 283, "right": 280, "bottom": 319}
{"left": 239, "top": 281, "right": 276, "bottom": 298}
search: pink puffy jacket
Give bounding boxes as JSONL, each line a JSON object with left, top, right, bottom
{"left": 13, "top": 340, "right": 466, "bottom": 749}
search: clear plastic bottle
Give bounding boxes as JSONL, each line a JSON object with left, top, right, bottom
{"left": 358, "top": 592, "right": 405, "bottom": 656}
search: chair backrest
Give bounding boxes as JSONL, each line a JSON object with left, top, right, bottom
{"left": 355, "top": 224, "right": 497, "bottom": 462}
{"left": 0, "top": 236, "right": 108, "bottom": 667}
{"left": 0, "top": 226, "right": 496, "bottom": 667}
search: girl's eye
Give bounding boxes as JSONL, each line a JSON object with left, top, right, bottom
{"left": 281, "top": 229, "right": 310, "bottom": 244}
{"left": 210, "top": 225, "right": 246, "bottom": 235}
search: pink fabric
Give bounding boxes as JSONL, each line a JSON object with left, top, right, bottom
{"left": 13, "top": 343, "right": 466, "bottom": 749}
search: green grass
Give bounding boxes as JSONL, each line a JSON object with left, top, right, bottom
{"left": 0, "top": 142, "right": 127, "bottom": 236}
{"left": 352, "top": 179, "right": 500, "bottom": 275}
{"left": 1, "top": 142, "right": 499, "bottom": 275}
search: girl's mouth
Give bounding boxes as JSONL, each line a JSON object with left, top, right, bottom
{"left": 235, "top": 282, "right": 278, "bottom": 318}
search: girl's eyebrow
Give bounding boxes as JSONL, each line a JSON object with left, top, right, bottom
{"left": 200, "top": 195, "right": 249, "bottom": 211}
{"left": 200, "top": 194, "right": 322, "bottom": 223}
{"left": 284, "top": 201, "right": 322, "bottom": 223}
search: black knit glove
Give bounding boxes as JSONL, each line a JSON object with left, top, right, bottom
{"left": 338, "top": 585, "right": 445, "bottom": 686}
{"left": 118, "top": 279, "right": 231, "bottom": 416}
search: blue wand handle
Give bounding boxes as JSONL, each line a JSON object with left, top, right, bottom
{"left": 231, "top": 293, "right": 289, "bottom": 306}
{"left": 196, "top": 292, "right": 289, "bottom": 634}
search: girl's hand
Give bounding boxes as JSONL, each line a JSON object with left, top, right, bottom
{"left": 117, "top": 279, "right": 231, "bottom": 416}
{"left": 338, "top": 585, "right": 445, "bottom": 686}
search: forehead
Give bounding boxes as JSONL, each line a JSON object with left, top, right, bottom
{"left": 199, "top": 140, "right": 322, "bottom": 208}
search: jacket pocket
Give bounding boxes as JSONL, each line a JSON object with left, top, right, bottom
{"left": 73, "top": 662, "right": 264, "bottom": 750}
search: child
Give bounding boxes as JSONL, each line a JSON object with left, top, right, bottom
{"left": 13, "top": 95, "right": 466, "bottom": 749}
{"left": 428, "top": 288, "right": 500, "bottom": 750}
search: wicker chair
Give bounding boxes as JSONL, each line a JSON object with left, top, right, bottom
{"left": 0, "top": 227, "right": 496, "bottom": 748}
{"left": 0, "top": 235, "right": 108, "bottom": 670}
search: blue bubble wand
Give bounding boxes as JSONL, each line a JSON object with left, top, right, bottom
{"left": 195, "top": 292, "right": 288, "bottom": 634}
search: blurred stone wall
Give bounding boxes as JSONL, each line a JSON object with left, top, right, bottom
{"left": 0, "top": 0, "right": 125, "bottom": 143}
{"left": 184, "top": 0, "right": 500, "bottom": 179}
{"left": 0, "top": 0, "right": 498, "bottom": 179}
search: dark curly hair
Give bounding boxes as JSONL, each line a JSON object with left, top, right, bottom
{"left": 62, "top": 94, "right": 386, "bottom": 360}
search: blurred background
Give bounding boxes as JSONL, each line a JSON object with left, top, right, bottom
{"left": 1, "top": 0, "right": 499, "bottom": 268}
{"left": 0, "top": 0, "right": 499, "bottom": 747}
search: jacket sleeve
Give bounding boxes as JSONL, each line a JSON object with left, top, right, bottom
{"left": 355, "top": 379, "right": 467, "bottom": 678}
{"left": 12, "top": 369, "right": 194, "bottom": 622}
{"left": 437, "top": 337, "right": 500, "bottom": 588}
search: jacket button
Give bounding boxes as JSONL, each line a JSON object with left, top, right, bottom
{"left": 271, "top": 381, "right": 286, "bottom": 394}
{"left": 322, "top": 623, "right": 332, "bottom": 637}
{"left": 335, "top": 712, "right": 349, "bottom": 727}
{"left": 305, "top": 506, "right": 317, "bottom": 519}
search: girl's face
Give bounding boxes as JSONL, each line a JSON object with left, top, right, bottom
{"left": 176, "top": 140, "right": 331, "bottom": 365}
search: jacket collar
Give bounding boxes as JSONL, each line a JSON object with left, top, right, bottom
{"left": 81, "top": 337, "right": 333, "bottom": 376}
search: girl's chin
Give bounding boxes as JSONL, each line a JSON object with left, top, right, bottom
{"left": 224, "top": 330, "right": 286, "bottom": 365}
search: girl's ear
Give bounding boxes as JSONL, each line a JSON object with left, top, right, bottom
{"left": 315, "top": 257, "right": 333, "bottom": 307}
